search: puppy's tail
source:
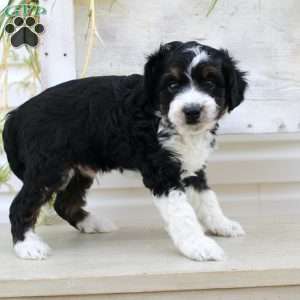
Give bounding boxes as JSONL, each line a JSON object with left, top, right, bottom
{"left": 2, "top": 110, "right": 25, "bottom": 181}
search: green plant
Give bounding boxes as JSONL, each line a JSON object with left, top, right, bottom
{"left": 207, "top": 0, "right": 219, "bottom": 16}
{"left": 81, "top": 0, "right": 104, "bottom": 77}
{"left": 0, "top": 0, "right": 41, "bottom": 109}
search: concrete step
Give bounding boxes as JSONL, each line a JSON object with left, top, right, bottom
{"left": 1, "top": 189, "right": 300, "bottom": 299}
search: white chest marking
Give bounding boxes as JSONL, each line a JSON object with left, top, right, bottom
{"left": 161, "top": 131, "right": 214, "bottom": 177}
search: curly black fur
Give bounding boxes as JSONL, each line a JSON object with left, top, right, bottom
{"left": 3, "top": 41, "right": 247, "bottom": 244}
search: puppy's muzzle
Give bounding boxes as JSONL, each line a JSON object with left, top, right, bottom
{"left": 183, "top": 104, "right": 202, "bottom": 124}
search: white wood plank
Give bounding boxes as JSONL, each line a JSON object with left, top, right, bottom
{"left": 74, "top": 0, "right": 300, "bottom": 134}
{"left": 40, "top": 0, "right": 76, "bottom": 89}
{"left": 219, "top": 101, "right": 300, "bottom": 134}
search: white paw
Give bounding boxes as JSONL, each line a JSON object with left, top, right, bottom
{"left": 14, "top": 230, "right": 51, "bottom": 260}
{"left": 77, "top": 214, "right": 118, "bottom": 233}
{"left": 176, "top": 235, "right": 225, "bottom": 261}
{"left": 204, "top": 217, "right": 245, "bottom": 237}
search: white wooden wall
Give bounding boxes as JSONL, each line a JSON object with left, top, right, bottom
{"left": 40, "top": 0, "right": 76, "bottom": 88}
{"left": 6, "top": 0, "right": 300, "bottom": 134}
{"left": 74, "top": 0, "right": 300, "bottom": 134}
{"left": 2, "top": 0, "right": 300, "bottom": 193}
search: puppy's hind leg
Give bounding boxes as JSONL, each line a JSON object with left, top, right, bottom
{"left": 54, "top": 171, "right": 117, "bottom": 234}
{"left": 10, "top": 182, "right": 53, "bottom": 260}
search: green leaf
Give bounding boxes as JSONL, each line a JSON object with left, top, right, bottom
{"left": 206, "top": 0, "right": 219, "bottom": 17}
{"left": 0, "top": 165, "right": 10, "bottom": 184}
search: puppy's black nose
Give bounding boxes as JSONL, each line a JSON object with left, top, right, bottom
{"left": 183, "top": 105, "right": 201, "bottom": 124}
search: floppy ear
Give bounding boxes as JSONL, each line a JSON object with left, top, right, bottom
{"left": 144, "top": 41, "right": 183, "bottom": 104}
{"left": 221, "top": 50, "right": 248, "bottom": 112}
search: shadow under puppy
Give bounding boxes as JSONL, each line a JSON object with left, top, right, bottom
{"left": 3, "top": 41, "right": 247, "bottom": 261}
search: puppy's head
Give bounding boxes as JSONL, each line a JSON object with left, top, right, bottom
{"left": 145, "top": 41, "right": 248, "bottom": 133}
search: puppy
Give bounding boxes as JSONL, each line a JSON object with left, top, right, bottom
{"left": 3, "top": 41, "right": 247, "bottom": 261}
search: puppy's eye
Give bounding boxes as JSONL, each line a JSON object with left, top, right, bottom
{"left": 205, "top": 81, "right": 216, "bottom": 90}
{"left": 167, "top": 82, "right": 180, "bottom": 93}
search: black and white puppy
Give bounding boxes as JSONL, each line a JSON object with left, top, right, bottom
{"left": 3, "top": 41, "right": 247, "bottom": 261}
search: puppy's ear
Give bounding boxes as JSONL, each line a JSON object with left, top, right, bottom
{"left": 221, "top": 49, "right": 248, "bottom": 112}
{"left": 144, "top": 41, "right": 183, "bottom": 103}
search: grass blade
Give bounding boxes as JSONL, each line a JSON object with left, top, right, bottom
{"left": 206, "top": 0, "right": 219, "bottom": 17}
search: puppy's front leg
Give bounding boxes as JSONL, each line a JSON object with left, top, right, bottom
{"left": 152, "top": 189, "right": 224, "bottom": 261}
{"left": 140, "top": 151, "right": 224, "bottom": 261}
{"left": 184, "top": 170, "right": 245, "bottom": 237}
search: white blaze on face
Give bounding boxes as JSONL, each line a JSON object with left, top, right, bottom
{"left": 167, "top": 46, "right": 218, "bottom": 132}
{"left": 187, "top": 48, "right": 209, "bottom": 74}
{"left": 168, "top": 87, "right": 218, "bottom": 131}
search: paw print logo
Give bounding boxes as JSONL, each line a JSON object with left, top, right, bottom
{"left": 5, "top": 16, "right": 45, "bottom": 48}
